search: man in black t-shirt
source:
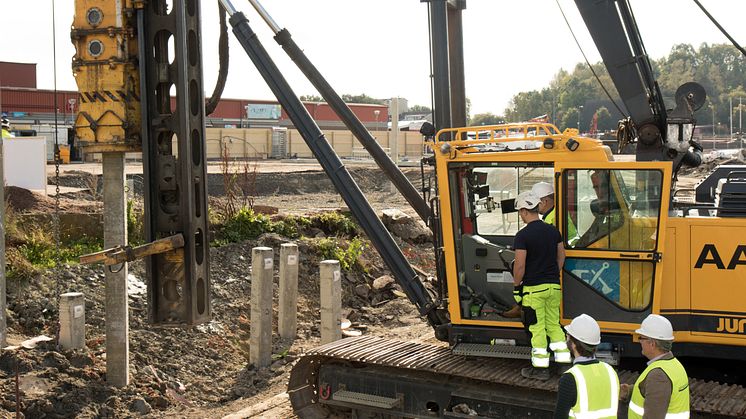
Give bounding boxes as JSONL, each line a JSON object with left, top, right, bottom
{"left": 513, "top": 191, "right": 571, "bottom": 380}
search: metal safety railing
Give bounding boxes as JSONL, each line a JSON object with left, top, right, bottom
{"left": 435, "top": 122, "right": 565, "bottom": 145}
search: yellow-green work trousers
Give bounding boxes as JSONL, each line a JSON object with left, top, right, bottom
{"left": 520, "top": 283, "right": 571, "bottom": 367}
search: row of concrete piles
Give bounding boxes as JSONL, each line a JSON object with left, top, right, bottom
{"left": 55, "top": 243, "right": 345, "bottom": 372}
{"left": 249, "top": 244, "right": 342, "bottom": 367}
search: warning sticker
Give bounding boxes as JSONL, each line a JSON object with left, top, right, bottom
{"left": 287, "top": 254, "right": 298, "bottom": 265}
{"left": 487, "top": 271, "right": 513, "bottom": 283}
{"left": 264, "top": 258, "right": 273, "bottom": 269}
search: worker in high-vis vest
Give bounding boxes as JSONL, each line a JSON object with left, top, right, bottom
{"left": 531, "top": 182, "right": 578, "bottom": 245}
{"left": 621, "top": 314, "right": 690, "bottom": 419}
{"left": 554, "top": 314, "right": 619, "bottom": 418}
{"left": 1, "top": 117, "right": 14, "bottom": 139}
{"left": 512, "top": 191, "right": 571, "bottom": 381}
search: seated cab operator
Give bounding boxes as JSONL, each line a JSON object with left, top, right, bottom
{"left": 531, "top": 182, "right": 578, "bottom": 245}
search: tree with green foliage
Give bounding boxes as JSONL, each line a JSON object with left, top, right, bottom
{"left": 470, "top": 113, "right": 505, "bottom": 126}
{"left": 341, "top": 93, "right": 385, "bottom": 105}
{"left": 300, "top": 93, "right": 386, "bottom": 105}
{"left": 408, "top": 105, "right": 431, "bottom": 114}
{"left": 300, "top": 94, "right": 323, "bottom": 102}
{"left": 504, "top": 43, "right": 746, "bottom": 132}
{"left": 562, "top": 107, "right": 580, "bottom": 130}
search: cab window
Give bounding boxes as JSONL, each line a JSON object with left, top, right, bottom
{"left": 471, "top": 166, "right": 554, "bottom": 236}
{"left": 564, "top": 169, "right": 662, "bottom": 251}
{"left": 562, "top": 169, "right": 663, "bottom": 311}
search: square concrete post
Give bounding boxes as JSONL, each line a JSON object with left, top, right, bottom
{"left": 0, "top": 137, "right": 5, "bottom": 348}
{"left": 320, "top": 260, "right": 342, "bottom": 344}
{"left": 103, "top": 152, "right": 129, "bottom": 387}
{"left": 59, "top": 292, "right": 86, "bottom": 350}
{"left": 390, "top": 98, "right": 400, "bottom": 164}
{"left": 278, "top": 243, "right": 299, "bottom": 340}
{"left": 250, "top": 247, "right": 273, "bottom": 368}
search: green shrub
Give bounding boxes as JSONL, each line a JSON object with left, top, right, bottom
{"left": 311, "top": 212, "right": 358, "bottom": 236}
{"left": 127, "top": 199, "right": 144, "bottom": 246}
{"left": 314, "top": 237, "right": 366, "bottom": 271}
{"left": 220, "top": 208, "right": 273, "bottom": 243}
{"left": 271, "top": 217, "right": 301, "bottom": 239}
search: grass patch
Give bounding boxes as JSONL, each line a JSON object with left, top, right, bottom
{"left": 10, "top": 230, "right": 103, "bottom": 279}
{"left": 5, "top": 203, "right": 104, "bottom": 280}
{"left": 18, "top": 231, "right": 103, "bottom": 269}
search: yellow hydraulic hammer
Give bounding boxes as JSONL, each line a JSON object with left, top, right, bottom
{"left": 71, "top": 0, "right": 142, "bottom": 153}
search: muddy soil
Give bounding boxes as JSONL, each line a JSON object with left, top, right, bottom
{"left": 6, "top": 186, "right": 101, "bottom": 214}
{"left": 0, "top": 166, "right": 435, "bottom": 418}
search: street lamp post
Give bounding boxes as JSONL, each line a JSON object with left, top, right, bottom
{"left": 711, "top": 103, "right": 715, "bottom": 138}
{"left": 710, "top": 102, "right": 716, "bottom": 149}
{"left": 730, "top": 97, "right": 733, "bottom": 143}
{"left": 578, "top": 105, "right": 583, "bottom": 132}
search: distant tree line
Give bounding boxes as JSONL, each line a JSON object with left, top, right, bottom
{"left": 300, "top": 93, "right": 386, "bottom": 105}
{"left": 497, "top": 43, "right": 746, "bottom": 133}
{"left": 300, "top": 43, "right": 745, "bottom": 134}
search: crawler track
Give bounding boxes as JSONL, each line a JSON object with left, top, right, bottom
{"left": 288, "top": 336, "right": 746, "bottom": 418}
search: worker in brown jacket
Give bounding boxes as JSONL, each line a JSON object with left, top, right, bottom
{"left": 621, "top": 314, "right": 690, "bottom": 419}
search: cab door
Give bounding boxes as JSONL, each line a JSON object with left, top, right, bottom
{"left": 555, "top": 162, "right": 672, "bottom": 331}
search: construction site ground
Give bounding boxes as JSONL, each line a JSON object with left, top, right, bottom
{"left": 1, "top": 159, "right": 438, "bottom": 418}
{"left": 0, "top": 155, "right": 740, "bottom": 418}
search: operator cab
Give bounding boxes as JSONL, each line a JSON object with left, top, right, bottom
{"left": 435, "top": 123, "right": 673, "bottom": 351}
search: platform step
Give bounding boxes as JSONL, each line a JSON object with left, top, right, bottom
{"left": 453, "top": 343, "right": 531, "bottom": 359}
{"left": 453, "top": 343, "right": 620, "bottom": 365}
{"left": 332, "top": 389, "right": 401, "bottom": 409}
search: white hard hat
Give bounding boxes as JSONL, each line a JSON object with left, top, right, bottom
{"left": 531, "top": 182, "right": 554, "bottom": 198}
{"left": 565, "top": 313, "right": 601, "bottom": 345}
{"left": 636, "top": 314, "right": 674, "bottom": 341}
{"left": 515, "top": 191, "right": 540, "bottom": 211}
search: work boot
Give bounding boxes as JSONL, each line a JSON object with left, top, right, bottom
{"left": 521, "top": 366, "right": 550, "bottom": 381}
{"left": 501, "top": 304, "right": 522, "bottom": 318}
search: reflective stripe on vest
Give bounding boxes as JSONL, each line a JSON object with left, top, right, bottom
{"left": 628, "top": 357, "right": 690, "bottom": 419}
{"left": 629, "top": 402, "right": 689, "bottom": 419}
{"left": 567, "top": 361, "right": 619, "bottom": 419}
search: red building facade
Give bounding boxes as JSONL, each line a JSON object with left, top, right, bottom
{"left": 0, "top": 89, "right": 389, "bottom": 128}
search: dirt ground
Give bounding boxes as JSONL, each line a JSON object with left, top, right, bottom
{"left": 1, "top": 163, "right": 435, "bottom": 418}
{"left": 2, "top": 155, "right": 738, "bottom": 418}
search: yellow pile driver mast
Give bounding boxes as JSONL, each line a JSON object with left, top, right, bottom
{"left": 71, "top": 0, "right": 210, "bottom": 325}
